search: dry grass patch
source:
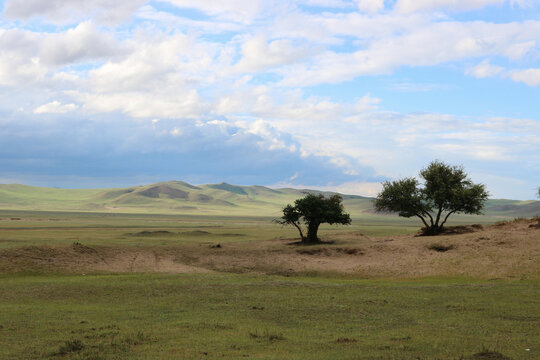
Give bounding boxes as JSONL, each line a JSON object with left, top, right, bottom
{"left": 0, "top": 217, "right": 538, "bottom": 279}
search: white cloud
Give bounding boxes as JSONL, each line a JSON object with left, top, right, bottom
{"left": 467, "top": 60, "right": 504, "bottom": 78}
{"left": 394, "top": 0, "right": 528, "bottom": 13}
{"left": 277, "top": 19, "right": 540, "bottom": 86}
{"left": 73, "top": 90, "right": 206, "bottom": 119}
{"left": 354, "top": 94, "right": 380, "bottom": 112}
{"left": 40, "top": 21, "right": 125, "bottom": 65}
{"left": 3, "top": 0, "right": 146, "bottom": 25}
{"left": 510, "top": 68, "right": 540, "bottom": 86}
{"left": 0, "top": 55, "right": 47, "bottom": 86}
{"left": 0, "top": 0, "right": 538, "bottom": 200}
{"left": 0, "top": 22, "right": 126, "bottom": 89}
{"left": 33, "top": 101, "right": 78, "bottom": 114}
{"left": 429, "top": 143, "right": 514, "bottom": 161}
{"left": 467, "top": 62, "right": 540, "bottom": 86}
{"left": 356, "top": 0, "right": 384, "bottom": 13}
{"left": 134, "top": 5, "right": 242, "bottom": 33}
{"left": 162, "top": 0, "right": 268, "bottom": 23}
{"left": 235, "top": 36, "right": 309, "bottom": 72}
{"left": 325, "top": 181, "right": 383, "bottom": 197}
{"left": 272, "top": 180, "right": 383, "bottom": 197}
{"left": 503, "top": 40, "right": 536, "bottom": 59}
{"left": 299, "top": 0, "right": 350, "bottom": 7}
{"left": 66, "top": 32, "right": 224, "bottom": 118}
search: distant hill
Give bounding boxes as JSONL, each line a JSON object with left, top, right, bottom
{"left": 0, "top": 181, "right": 538, "bottom": 220}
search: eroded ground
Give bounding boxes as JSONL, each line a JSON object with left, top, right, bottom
{"left": 1, "top": 218, "right": 538, "bottom": 279}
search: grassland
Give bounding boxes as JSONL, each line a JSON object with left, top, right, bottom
{"left": 1, "top": 181, "right": 539, "bottom": 219}
{"left": 0, "top": 209, "right": 538, "bottom": 359}
{"left": 1, "top": 274, "right": 537, "bottom": 360}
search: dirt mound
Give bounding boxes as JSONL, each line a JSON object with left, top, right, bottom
{"left": 470, "top": 349, "right": 512, "bottom": 359}
{"left": 528, "top": 216, "right": 540, "bottom": 229}
{"left": 130, "top": 230, "right": 173, "bottom": 236}
{"left": 491, "top": 217, "right": 539, "bottom": 230}
{"left": 440, "top": 224, "right": 483, "bottom": 234}
{"left": 1, "top": 217, "right": 538, "bottom": 278}
{"left": 0, "top": 244, "right": 212, "bottom": 274}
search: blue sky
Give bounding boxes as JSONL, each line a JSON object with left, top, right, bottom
{"left": 0, "top": 0, "right": 539, "bottom": 200}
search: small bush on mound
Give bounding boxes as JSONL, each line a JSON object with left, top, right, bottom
{"left": 428, "top": 244, "right": 454, "bottom": 252}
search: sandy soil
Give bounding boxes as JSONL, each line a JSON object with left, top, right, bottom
{"left": 1, "top": 218, "right": 539, "bottom": 279}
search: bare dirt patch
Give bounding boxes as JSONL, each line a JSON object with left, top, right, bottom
{"left": 0, "top": 244, "right": 212, "bottom": 274}
{"left": 1, "top": 218, "right": 538, "bottom": 278}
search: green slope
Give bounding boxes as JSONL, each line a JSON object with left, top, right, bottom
{"left": 0, "top": 181, "right": 538, "bottom": 220}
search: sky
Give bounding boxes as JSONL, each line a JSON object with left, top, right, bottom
{"left": 0, "top": 0, "right": 539, "bottom": 200}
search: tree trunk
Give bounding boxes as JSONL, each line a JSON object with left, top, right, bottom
{"left": 304, "top": 222, "right": 321, "bottom": 244}
{"left": 422, "top": 224, "right": 443, "bottom": 236}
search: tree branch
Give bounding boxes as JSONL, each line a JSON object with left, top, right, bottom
{"left": 415, "top": 214, "right": 430, "bottom": 229}
{"left": 422, "top": 210, "right": 434, "bottom": 226}
{"left": 291, "top": 221, "right": 305, "bottom": 241}
{"left": 440, "top": 210, "right": 456, "bottom": 228}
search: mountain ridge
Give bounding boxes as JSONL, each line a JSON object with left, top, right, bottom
{"left": 0, "top": 181, "right": 538, "bottom": 219}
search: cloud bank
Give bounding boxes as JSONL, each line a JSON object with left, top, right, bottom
{"left": 0, "top": 0, "right": 538, "bottom": 199}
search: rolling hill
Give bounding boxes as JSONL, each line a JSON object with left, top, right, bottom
{"left": 0, "top": 181, "right": 538, "bottom": 220}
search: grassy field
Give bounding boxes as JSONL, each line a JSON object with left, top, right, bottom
{"left": 0, "top": 210, "right": 420, "bottom": 250}
{"left": 1, "top": 274, "right": 538, "bottom": 360}
{"left": 0, "top": 209, "right": 538, "bottom": 359}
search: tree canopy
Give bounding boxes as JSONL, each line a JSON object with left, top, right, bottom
{"left": 276, "top": 193, "right": 351, "bottom": 244}
{"left": 374, "top": 161, "right": 489, "bottom": 235}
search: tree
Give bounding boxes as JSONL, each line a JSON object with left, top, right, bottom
{"left": 374, "top": 161, "right": 489, "bottom": 235}
{"left": 276, "top": 193, "right": 351, "bottom": 244}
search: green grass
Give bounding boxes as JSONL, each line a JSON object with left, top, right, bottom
{"left": 0, "top": 210, "right": 418, "bottom": 250}
{"left": 0, "top": 273, "right": 538, "bottom": 359}
{"left": 1, "top": 210, "right": 538, "bottom": 359}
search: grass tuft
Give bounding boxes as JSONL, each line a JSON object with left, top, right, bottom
{"left": 52, "top": 339, "right": 84, "bottom": 356}
{"left": 249, "top": 330, "right": 286, "bottom": 342}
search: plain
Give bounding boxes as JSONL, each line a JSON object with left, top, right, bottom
{"left": 0, "top": 208, "right": 538, "bottom": 359}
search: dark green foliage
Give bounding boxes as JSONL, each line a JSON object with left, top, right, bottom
{"left": 374, "top": 161, "right": 489, "bottom": 235}
{"left": 276, "top": 193, "right": 351, "bottom": 244}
